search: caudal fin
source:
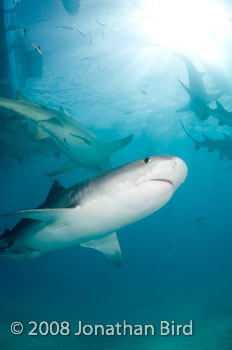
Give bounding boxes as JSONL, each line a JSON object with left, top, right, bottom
{"left": 0, "top": 229, "right": 11, "bottom": 251}
{"left": 104, "top": 134, "right": 133, "bottom": 154}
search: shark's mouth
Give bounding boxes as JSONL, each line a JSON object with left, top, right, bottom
{"left": 150, "top": 179, "right": 174, "bottom": 187}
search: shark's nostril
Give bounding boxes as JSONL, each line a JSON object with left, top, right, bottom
{"left": 172, "top": 160, "right": 176, "bottom": 168}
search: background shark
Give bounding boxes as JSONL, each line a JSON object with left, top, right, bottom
{"left": 176, "top": 53, "right": 222, "bottom": 113}
{"left": 206, "top": 100, "right": 232, "bottom": 127}
{"left": 0, "top": 92, "right": 133, "bottom": 175}
{"left": 177, "top": 79, "right": 210, "bottom": 120}
{"left": 181, "top": 120, "right": 232, "bottom": 159}
{"left": 0, "top": 155, "right": 187, "bottom": 266}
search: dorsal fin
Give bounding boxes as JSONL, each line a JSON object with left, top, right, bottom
{"left": 15, "top": 90, "right": 29, "bottom": 101}
{"left": 46, "top": 180, "right": 65, "bottom": 201}
{"left": 59, "top": 106, "right": 69, "bottom": 116}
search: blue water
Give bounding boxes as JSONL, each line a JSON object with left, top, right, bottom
{"left": 1, "top": 0, "right": 232, "bottom": 349}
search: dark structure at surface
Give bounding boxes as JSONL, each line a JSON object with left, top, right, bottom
{"left": 0, "top": 1, "right": 13, "bottom": 97}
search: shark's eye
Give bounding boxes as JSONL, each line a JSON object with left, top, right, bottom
{"left": 144, "top": 157, "right": 151, "bottom": 164}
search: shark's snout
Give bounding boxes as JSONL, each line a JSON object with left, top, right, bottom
{"left": 170, "top": 156, "right": 188, "bottom": 191}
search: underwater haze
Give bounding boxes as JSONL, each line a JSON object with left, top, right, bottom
{"left": 1, "top": 0, "right": 232, "bottom": 349}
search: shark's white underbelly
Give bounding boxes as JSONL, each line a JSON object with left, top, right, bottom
{"left": 23, "top": 181, "right": 173, "bottom": 253}
{"left": 24, "top": 199, "right": 128, "bottom": 252}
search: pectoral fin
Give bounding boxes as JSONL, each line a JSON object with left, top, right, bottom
{"left": 80, "top": 232, "right": 121, "bottom": 267}
{"left": 47, "top": 160, "right": 79, "bottom": 176}
{"left": 33, "top": 124, "right": 50, "bottom": 140}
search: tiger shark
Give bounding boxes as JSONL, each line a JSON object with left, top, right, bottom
{"left": 0, "top": 155, "right": 187, "bottom": 266}
{"left": 176, "top": 53, "right": 222, "bottom": 113}
{"left": 0, "top": 92, "right": 133, "bottom": 174}
{"left": 177, "top": 79, "right": 210, "bottom": 120}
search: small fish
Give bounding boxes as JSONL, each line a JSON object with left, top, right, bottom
{"left": 195, "top": 216, "right": 205, "bottom": 223}
{"left": 23, "top": 28, "right": 43, "bottom": 56}
{"left": 167, "top": 243, "right": 174, "bottom": 252}
{"left": 139, "top": 88, "right": 147, "bottom": 95}
{"left": 80, "top": 57, "right": 92, "bottom": 62}
{"left": 124, "top": 110, "right": 135, "bottom": 115}
{"left": 55, "top": 25, "right": 76, "bottom": 32}
{"left": 129, "top": 262, "right": 137, "bottom": 268}
{"left": 97, "top": 65, "right": 104, "bottom": 72}
{"left": 96, "top": 19, "right": 107, "bottom": 27}
{"left": 76, "top": 27, "right": 88, "bottom": 40}
{"left": 165, "top": 243, "right": 175, "bottom": 257}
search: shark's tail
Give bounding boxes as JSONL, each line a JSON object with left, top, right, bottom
{"left": 180, "top": 120, "right": 201, "bottom": 151}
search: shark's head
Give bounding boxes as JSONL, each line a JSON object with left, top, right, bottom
{"left": 93, "top": 155, "right": 188, "bottom": 222}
